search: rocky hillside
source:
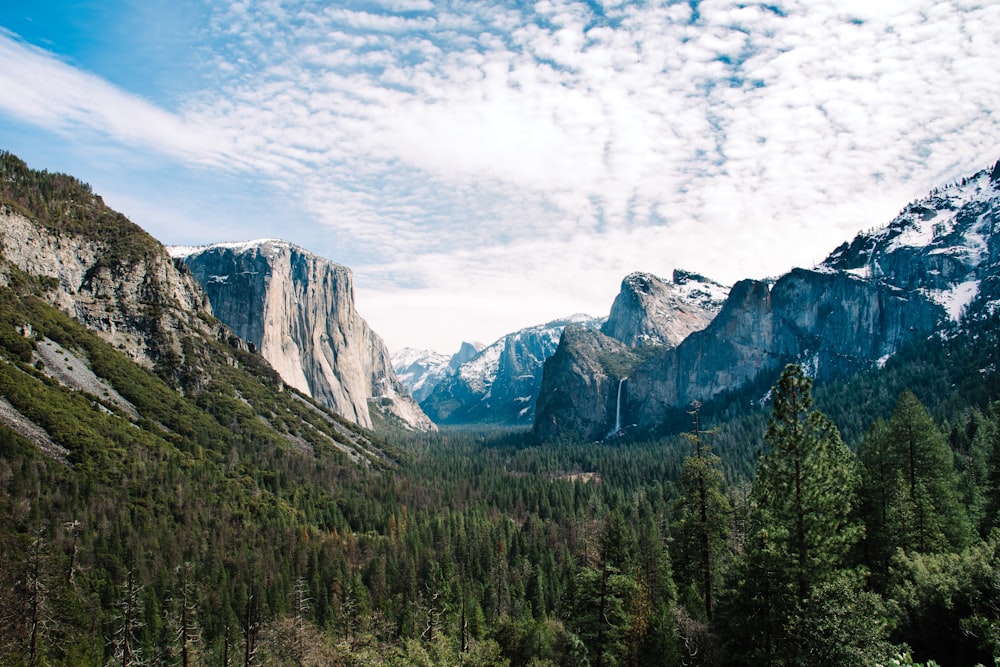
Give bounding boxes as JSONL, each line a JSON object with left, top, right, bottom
{"left": 0, "top": 152, "right": 219, "bottom": 380}
{"left": 172, "top": 240, "right": 435, "bottom": 432}
{"left": 0, "top": 150, "right": 390, "bottom": 464}
{"left": 534, "top": 160, "right": 1000, "bottom": 442}
{"left": 601, "top": 270, "right": 729, "bottom": 346}
{"left": 392, "top": 341, "right": 483, "bottom": 403}
{"left": 420, "top": 316, "right": 599, "bottom": 425}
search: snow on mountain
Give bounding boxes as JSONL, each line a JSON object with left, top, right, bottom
{"left": 420, "top": 315, "right": 602, "bottom": 425}
{"left": 392, "top": 348, "right": 453, "bottom": 403}
{"left": 821, "top": 161, "right": 1000, "bottom": 323}
{"left": 601, "top": 270, "right": 729, "bottom": 347}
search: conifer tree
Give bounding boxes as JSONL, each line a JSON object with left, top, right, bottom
{"left": 860, "top": 390, "right": 972, "bottom": 575}
{"left": 755, "top": 364, "right": 859, "bottom": 597}
{"left": 672, "top": 401, "right": 730, "bottom": 621}
{"left": 883, "top": 390, "right": 972, "bottom": 553}
{"left": 721, "top": 364, "right": 863, "bottom": 665}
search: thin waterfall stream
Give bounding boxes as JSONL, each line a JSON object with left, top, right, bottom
{"left": 606, "top": 377, "right": 626, "bottom": 439}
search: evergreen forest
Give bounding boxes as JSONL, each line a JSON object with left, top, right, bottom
{"left": 2, "top": 155, "right": 1000, "bottom": 666}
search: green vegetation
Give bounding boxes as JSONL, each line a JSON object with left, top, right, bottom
{"left": 3, "top": 153, "right": 1000, "bottom": 665}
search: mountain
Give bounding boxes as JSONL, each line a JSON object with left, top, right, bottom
{"left": 601, "top": 269, "right": 729, "bottom": 346}
{"left": 391, "top": 341, "right": 484, "bottom": 403}
{"left": 0, "top": 150, "right": 390, "bottom": 462}
{"left": 420, "top": 316, "right": 600, "bottom": 425}
{"left": 172, "top": 240, "right": 435, "bottom": 432}
{"left": 534, "top": 160, "right": 1000, "bottom": 442}
{"left": 534, "top": 270, "right": 729, "bottom": 441}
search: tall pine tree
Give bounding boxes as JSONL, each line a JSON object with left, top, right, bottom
{"left": 672, "top": 401, "right": 730, "bottom": 621}
{"left": 721, "top": 364, "right": 864, "bottom": 666}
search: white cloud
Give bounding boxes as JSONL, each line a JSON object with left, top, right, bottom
{"left": 0, "top": 31, "right": 227, "bottom": 166}
{"left": 1, "top": 1, "right": 999, "bottom": 351}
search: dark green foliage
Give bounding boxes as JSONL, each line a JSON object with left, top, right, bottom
{"left": 671, "top": 404, "right": 730, "bottom": 622}
{"left": 888, "top": 533, "right": 1000, "bottom": 665}
{"left": 755, "top": 365, "right": 860, "bottom": 596}
{"left": 3, "top": 149, "right": 1000, "bottom": 664}
{"left": 720, "top": 365, "right": 876, "bottom": 666}
{"left": 859, "top": 392, "right": 972, "bottom": 587}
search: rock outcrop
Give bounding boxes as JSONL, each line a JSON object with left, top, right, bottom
{"left": 420, "top": 316, "right": 599, "bottom": 425}
{"left": 533, "top": 324, "right": 640, "bottom": 442}
{"left": 174, "top": 240, "right": 434, "bottom": 431}
{"left": 601, "top": 270, "right": 729, "bottom": 347}
{"left": 0, "top": 204, "right": 215, "bottom": 371}
{"left": 534, "top": 160, "right": 1000, "bottom": 442}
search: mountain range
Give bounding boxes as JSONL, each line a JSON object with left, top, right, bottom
{"left": 415, "top": 315, "right": 599, "bottom": 426}
{"left": 1, "top": 147, "right": 998, "bottom": 446}
{"left": 534, "top": 160, "right": 1000, "bottom": 442}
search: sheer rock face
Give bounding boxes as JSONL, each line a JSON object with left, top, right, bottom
{"left": 601, "top": 270, "right": 729, "bottom": 347}
{"left": 533, "top": 325, "right": 638, "bottom": 443}
{"left": 175, "top": 240, "right": 434, "bottom": 432}
{"left": 0, "top": 206, "right": 214, "bottom": 366}
{"left": 420, "top": 318, "right": 592, "bottom": 426}
{"left": 534, "top": 161, "right": 1000, "bottom": 442}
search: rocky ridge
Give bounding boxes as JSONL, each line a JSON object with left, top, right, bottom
{"left": 601, "top": 270, "right": 729, "bottom": 346}
{"left": 534, "top": 160, "right": 1000, "bottom": 442}
{"left": 420, "top": 316, "right": 600, "bottom": 426}
{"left": 173, "top": 240, "right": 435, "bottom": 432}
{"left": 0, "top": 198, "right": 216, "bottom": 375}
{"left": 391, "top": 342, "right": 484, "bottom": 403}
{"left": 534, "top": 270, "right": 729, "bottom": 441}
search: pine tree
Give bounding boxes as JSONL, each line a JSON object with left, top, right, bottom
{"left": 672, "top": 401, "right": 730, "bottom": 621}
{"left": 720, "top": 364, "right": 863, "bottom": 665}
{"left": 863, "top": 390, "right": 972, "bottom": 560}
{"left": 755, "top": 364, "right": 859, "bottom": 597}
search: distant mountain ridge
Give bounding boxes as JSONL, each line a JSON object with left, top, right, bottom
{"left": 391, "top": 342, "right": 484, "bottom": 403}
{"left": 534, "top": 159, "right": 1000, "bottom": 442}
{"left": 172, "top": 240, "right": 435, "bottom": 432}
{"left": 417, "top": 315, "right": 601, "bottom": 426}
{"left": 397, "top": 270, "right": 731, "bottom": 429}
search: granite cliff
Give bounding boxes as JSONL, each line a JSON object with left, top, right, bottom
{"left": 0, "top": 158, "right": 218, "bottom": 376}
{"left": 173, "top": 240, "right": 434, "bottom": 431}
{"left": 420, "top": 316, "right": 599, "bottom": 426}
{"left": 534, "top": 160, "right": 1000, "bottom": 442}
{"left": 601, "top": 270, "right": 729, "bottom": 347}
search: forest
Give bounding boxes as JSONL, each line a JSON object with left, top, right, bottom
{"left": 2, "top": 269, "right": 1000, "bottom": 667}
{"left": 2, "top": 152, "right": 1000, "bottom": 666}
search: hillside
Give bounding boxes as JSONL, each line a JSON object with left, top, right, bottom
{"left": 3, "top": 151, "right": 1000, "bottom": 667}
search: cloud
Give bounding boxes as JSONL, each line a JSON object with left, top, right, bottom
{"left": 1, "top": 1, "right": 999, "bottom": 350}
{"left": 0, "top": 30, "right": 227, "bottom": 167}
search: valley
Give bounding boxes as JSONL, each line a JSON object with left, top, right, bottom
{"left": 1, "top": 150, "right": 999, "bottom": 666}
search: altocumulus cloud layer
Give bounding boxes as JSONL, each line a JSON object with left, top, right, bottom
{"left": 1, "top": 0, "right": 999, "bottom": 351}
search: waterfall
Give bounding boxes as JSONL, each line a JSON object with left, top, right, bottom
{"left": 606, "top": 378, "right": 626, "bottom": 439}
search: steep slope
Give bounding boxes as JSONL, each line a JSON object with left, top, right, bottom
{"left": 0, "top": 153, "right": 214, "bottom": 376}
{"left": 391, "top": 342, "right": 484, "bottom": 403}
{"left": 533, "top": 270, "right": 727, "bottom": 442}
{"left": 173, "top": 241, "right": 435, "bottom": 432}
{"left": 421, "top": 316, "right": 599, "bottom": 425}
{"left": 534, "top": 159, "right": 1000, "bottom": 442}
{"left": 0, "top": 150, "right": 389, "bottom": 463}
{"left": 601, "top": 270, "right": 729, "bottom": 346}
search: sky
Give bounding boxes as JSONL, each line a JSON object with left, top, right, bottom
{"left": 1, "top": 1, "right": 999, "bottom": 355}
